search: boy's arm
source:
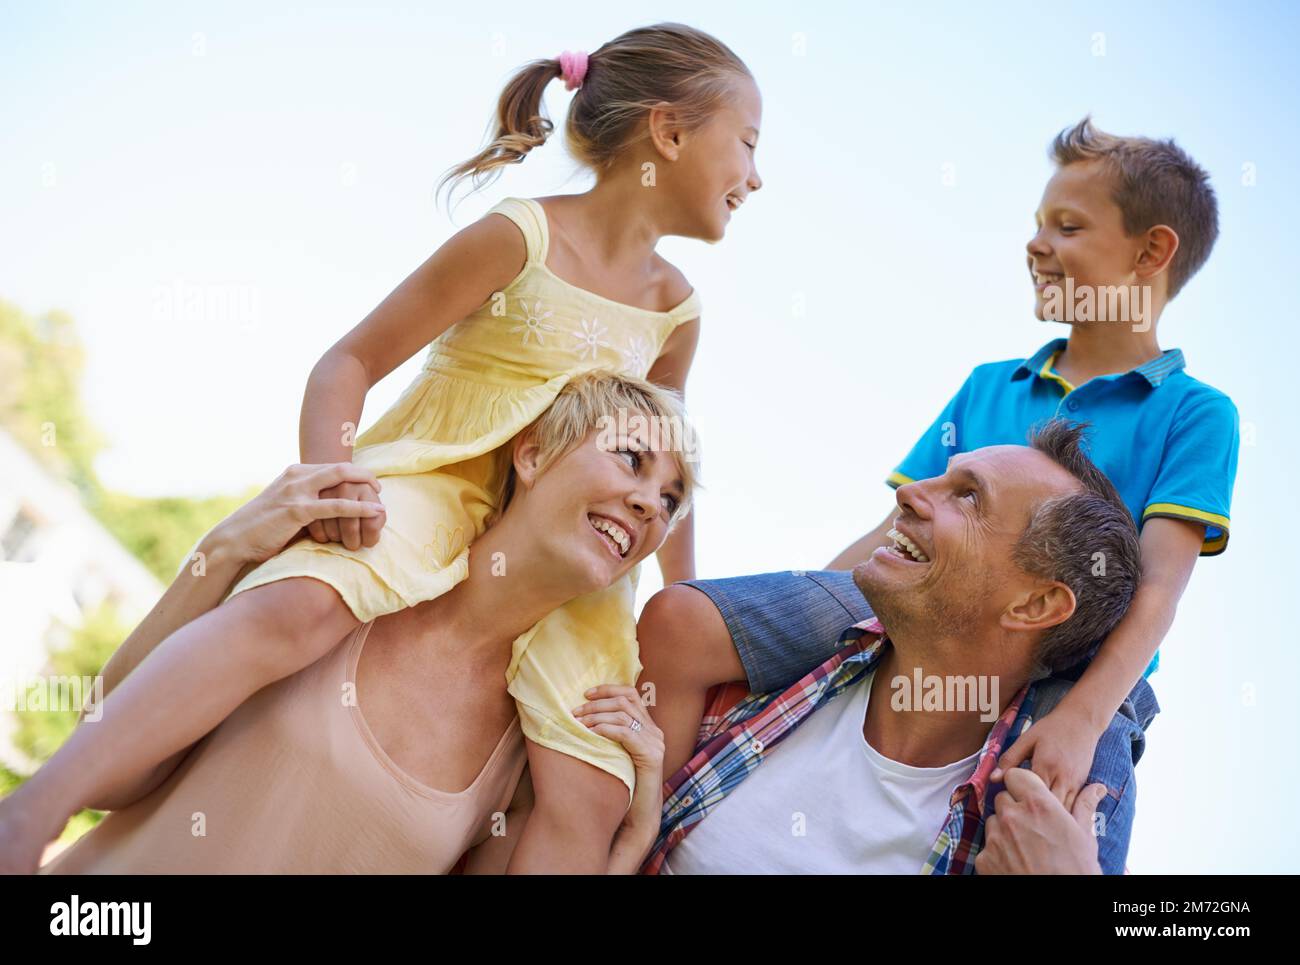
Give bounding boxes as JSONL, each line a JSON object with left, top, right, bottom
{"left": 1058, "top": 389, "right": 1239, "bottom": 727}
{"left": 1071, "top": 517, "right": 1204, "bottom": 716}
{"left": 998, "top": 517, "right": 1204, "bottom": 801}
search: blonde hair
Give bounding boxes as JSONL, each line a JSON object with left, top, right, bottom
{"left": 491, "top": 370, "right": 701, "bottom": 528}
{"left": 438, "top": 22, "right": 752, "bottom": 207}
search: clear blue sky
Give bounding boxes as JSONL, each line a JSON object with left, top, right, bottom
{"left": 3, "top": 0, "right": 1298, "bottom": 872}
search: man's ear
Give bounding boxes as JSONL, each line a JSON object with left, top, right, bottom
{"left": 1000, "top": 580, "right": 1076, "bottom": 634}
{"left": 511, "top": 432, "right": 543, "bottom": 492}
{"left": 1134, "top": 224, "right": 1179, "bottom": 282}
{"left": 647, "top": 102, "right": 683, "bottom": 161}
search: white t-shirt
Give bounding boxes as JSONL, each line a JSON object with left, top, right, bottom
{"left": 662, "top": 672, "right": 982, "bottom": 874}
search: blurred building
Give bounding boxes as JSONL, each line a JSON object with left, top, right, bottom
{"left": 0, "top": 427, "right": 161, "bottom": 771}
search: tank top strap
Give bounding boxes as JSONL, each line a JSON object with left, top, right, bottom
{"left": 486, "top": 196, "right": 550, "bottom": 265}
{"left": 666, "top": 287, "right": 702, "bottom": 324}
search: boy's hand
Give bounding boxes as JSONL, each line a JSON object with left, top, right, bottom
{"left": 306, "top": 479, "right": 386, "bottom": 550}
{"left": 975, "top": 768, "right": 1105, "bottom": 875}
{"left": 993, "top": 704, "right": 1102, "bottom": 810}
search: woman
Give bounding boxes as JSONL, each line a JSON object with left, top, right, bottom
{"left": 0, "top": 371, "right": 691, "bottom": 873}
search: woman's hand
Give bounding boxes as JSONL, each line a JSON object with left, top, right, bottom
{"left": 571, "top": 684, "right": 665, "bottom": 873}
{"left": 208, "top": 463, "right": 386, "bottom": 566}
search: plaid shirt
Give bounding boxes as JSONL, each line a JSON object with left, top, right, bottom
{"left": 640, "top": 617, "right": 1033, "bottom": 875}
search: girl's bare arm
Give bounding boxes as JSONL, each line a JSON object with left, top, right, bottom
{"left": 301, "top": 216, "right": 524, "bottom": 457}
{"left": 80, "top": 536, "right": 254, "bottom": 810}
{"left": 300, "top": 212, "right": 529, "bottom": 548}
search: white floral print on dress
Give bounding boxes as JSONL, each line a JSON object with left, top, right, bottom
{"left": 571, "top": 318, "right": 610, "bottom": 361}
{"left": 509, "top": 298, "right": 557, "bottom": 347}
{"left": 620, "top": 335, "right": 652, "bottom": 376}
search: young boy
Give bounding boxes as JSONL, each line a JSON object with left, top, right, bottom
{"left": 827, "top": 116, "right": 1238, "bottom": 805}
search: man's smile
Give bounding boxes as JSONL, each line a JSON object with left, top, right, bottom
{"left": 885, "top": 526, "right": 930, "bottom": 564}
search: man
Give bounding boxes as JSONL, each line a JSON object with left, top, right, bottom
{"left": 634, "top": 420, "right": 1157, "bottom": 874}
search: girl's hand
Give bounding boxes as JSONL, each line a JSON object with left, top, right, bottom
{"left": 993, "top": 703, "right": 1103, "bottom": 812}
{"left": 572, "top": 685, "right": 665, "bottom": 865}
{"left": 306, "top": 479, "right": 386, "bottom": 551}
{"left": 213, "top": 463, "right": 386, "bottom": 565}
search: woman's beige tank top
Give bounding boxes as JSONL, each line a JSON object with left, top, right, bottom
{"left": 41, "top": 621, "right": 527, "bottom": 874}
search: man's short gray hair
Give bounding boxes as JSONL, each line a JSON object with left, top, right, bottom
{"left": 1014, "top": 420, "right": 1142, "bottom": 679}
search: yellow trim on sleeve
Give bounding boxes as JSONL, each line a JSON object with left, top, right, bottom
{"left": 1200, "top": 531, "right": 1229, "bottom": 557}
{"left": 886, "top": 471, "right": 915, "bottom": 489}
{"left": 1039, "top": 351, "right": 1076, "bottom": 396}
{"left": 1142, "top": 503, "right": 1231, "bottom": 557}
{"left": 1142, "top": 503, "right": 1230, "bottom": 531}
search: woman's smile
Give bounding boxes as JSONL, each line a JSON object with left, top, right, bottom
{"left": 588, "top": 512, "right": 633, "bottom": 558}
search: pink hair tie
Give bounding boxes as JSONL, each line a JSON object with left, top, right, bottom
{"left": 558, "top": 50, "right": 589, "bottom": 91}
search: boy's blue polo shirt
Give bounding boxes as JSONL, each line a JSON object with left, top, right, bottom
{"left": 888, "top": 338, "right": 1239, "bottom": 676}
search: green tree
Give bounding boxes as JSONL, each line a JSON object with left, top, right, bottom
{"left": 0, "top": 300, "right": 104, "bottom": 496}
{"left": 93, "top": 488, "right": 255, "bottom": 582}
{"left": 0, "top": 298, "right": 257, "bottom": 583}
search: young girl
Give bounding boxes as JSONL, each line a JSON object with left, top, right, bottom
{"left": 4, "top": 22, "right": 762, "bottom": 871}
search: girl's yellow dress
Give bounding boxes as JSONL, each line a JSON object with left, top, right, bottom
{"left": 222, "top": 197, "right": 700, "bottom": 799}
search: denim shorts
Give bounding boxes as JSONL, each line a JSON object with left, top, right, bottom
{"left": 681, "top": 568, "right": 1160, "bottom": 874}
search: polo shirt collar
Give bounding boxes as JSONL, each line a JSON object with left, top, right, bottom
{"left": 1012, "top": 338, "right": 1187, "bottom": 388}
{"left": 1012, "top": 338, "right": 1069, "bottom": 382}
{"left": 1131, "top": 348, "right": 1187, "bottom": 386}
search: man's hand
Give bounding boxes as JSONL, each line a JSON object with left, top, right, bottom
{"left": 975, "top": 767, "right": 1106, "bottom": 874}
{"left": 303, "top": 477, "right": 386, "bottom": 551}
{"left": 995, "top": 702, "right": 1101, "bottom": 810}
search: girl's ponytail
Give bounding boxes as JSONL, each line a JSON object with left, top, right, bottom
{"left": 437, "top": 58, "right": 562, "bottom": 208}
{"left": 438, "top": 24, "right": 752, "bottom": 211}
